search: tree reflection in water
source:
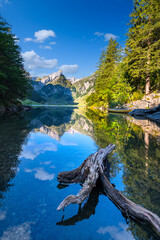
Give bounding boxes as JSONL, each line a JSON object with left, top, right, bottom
{"left": 0, "top": 107, "right": 74, "bottom": 202}
{"left": 86, "top": 109, "right": 160, "bottom": 240}
{"left": 0, "top": 107, "right": 159, "bottom": 240}
{"left": 0, "top": 114, "right": 30, "bottom": 201}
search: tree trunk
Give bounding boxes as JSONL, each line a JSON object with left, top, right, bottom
{"left": 145, "top": 77, "right": 150, "bottom": 95}
{"left": 146, "top": 46, "right": 150, "bottom": 95}
{"left": 57, "top": 145, "right": 160, "bottom": 235}
{"left": 145, "top": 16, "right": 151, "bottom": 95}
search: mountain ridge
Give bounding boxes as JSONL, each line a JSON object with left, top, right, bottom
{"left": 28, "top": 71, "right": 96, "bottom": 105}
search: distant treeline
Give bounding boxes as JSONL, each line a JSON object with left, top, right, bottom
{"left": 87, "top": 0, "right": 160, "bottom": 108}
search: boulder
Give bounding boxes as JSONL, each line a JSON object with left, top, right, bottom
{"left": 124, "top": 92, "right": 160, "bottom": 109}
{"left": 130, "top": 104, "right": 160, "bottom": 124}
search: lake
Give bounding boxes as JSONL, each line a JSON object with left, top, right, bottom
{"left": 0, "top": 107, "right": 159, "bottom": 240}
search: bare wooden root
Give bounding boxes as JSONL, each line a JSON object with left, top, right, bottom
{"left": 57, "top": 144, "right": 115, "bottom": 210}
{"left": 99, "top": 172, "right": 160, "bottom": 234}
{"left": 57, "top": 144, "right": 160, "bottom": 234}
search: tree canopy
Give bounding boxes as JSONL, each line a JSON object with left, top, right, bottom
{"left": 87, "top": 39, "right": 132, "bottom": 107}
{"left": 87, "top": 0, "right": 160, "bottom": 108}
{"left": 0, "top": 16, "right": 31, "bottom": 106}
{"left": 125, "top": 0, "right": 160, "bottom": 94}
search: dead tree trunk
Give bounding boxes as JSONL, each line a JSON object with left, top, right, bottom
{"left": 57, "top": 144, "right": 160, "bottom": 234}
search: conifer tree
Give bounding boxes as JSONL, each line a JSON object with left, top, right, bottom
{"left": 0, "top": 16, "right": 31, "bottom": 106}
{"left": 95, "top": 38, "right": 120, "bottom": 94}
{"left": 86, "top": 39, "right": 132, "bottom": 107}
{"left": 89, "top": 38, "right": 121, "bottom": 107}
{"left": 126, "top": 0, "right": 160, "bottom": 94}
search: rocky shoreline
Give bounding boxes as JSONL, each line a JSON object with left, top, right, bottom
{"left": 0, "top": 105, "right": 32, "bottom": 114}
{"left": 124, "top": 92, "right": 160, "bottom": 109}
{"left": 129, "top": 104, "right": 160, "bottom": 124}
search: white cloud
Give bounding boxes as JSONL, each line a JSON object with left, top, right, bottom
{"left": 50, "top": 165, "right": 56, "bottom": 169}
{"left": 40, "top": 45, "right": 52, "bottom": 50}
{"left": 0, "top": 210, "right": 6, "bottom": 221}
{"left": 37, "top": 73, "right": 50, "bottom": 77}
{"left": 59, "top": 140, "right": 77, "bottom": 146}
{"left": 24, "top": 37, "right": 33, "bottom": 42}
{"left": 24, "top": 29, "right": 56, "bottom": 43}
{"left": 41, "top": 161, "right": 52, "bottom": 165}
{"left": 59, "top": 64, "right": 79, "bottom": 74}
{"left": 104, "top": 33, "right": 118, "bottom": 41}
{"left": 34, "top": 168, "right": 55, "bottom": 181}
{"left": 94, "top": 32, "right": 118, "bottom": 41}
{"left": 20, "top": 141, "right": 57, "bottom": 160}
{"left": 97, "top": 222, "right": 134, "bottom": 240}
{"left": 25, "top": 167, "right": 55, "bottom": 181}
{"left": 94, "top": 32, "right": 104, "bottom": 37}
{"left": 50, "top": 41, "right": 56, "bottom": 45}
{"left": 1, "top": 222, "right": 33, "bottom": 240}
{"left": 0, "top": 0, "right": 11, "bottom": 6}
{"left": 22, "top": 50, "right": 58, "bottom": 70}
{"left": 35, "top": 30, "right": 56, "bottom": 42}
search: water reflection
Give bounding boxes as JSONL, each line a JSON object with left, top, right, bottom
{"left": 0, "top": 114, "right": 30, "bottom": 201}
{"left": 97, "top": 222, "right": 134, "bottom": 240}
{"left": 86, "top": 109, "right": 160, "bottom": 240}
{"left": 0, "top": 222, "right": 33, "bottom": 240}
{"left": 0, "top": 107, "right": 159, "bottom": 240}
{"left": 57, "top": 187, "right": 100, "bottom": 226}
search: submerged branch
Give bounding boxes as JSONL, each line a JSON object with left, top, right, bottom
{"left": 57, "top": 144, "right": 160, "bottom": 234}
{"left": 57, "top": 144, "right": 115, "bottom": 210}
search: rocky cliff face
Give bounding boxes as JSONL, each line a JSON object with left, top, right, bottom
{"left": 40, "top": 70, "right": 63, "bottom": 85}
{"left": 29, "top": 71, "right": 95, "bottom": 105}
{"left": 39, "top": 84, "right": 73, "bottom": 104}
{"left": 72, "top": 74, "right": 96, "bottom": 99}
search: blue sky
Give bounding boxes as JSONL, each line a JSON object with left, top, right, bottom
{"left": 1, "top": 0, "right": 133, "bottom": 78}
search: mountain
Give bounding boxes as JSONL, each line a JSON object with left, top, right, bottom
{"left": 72, "top": 74, "right": 96, "bottom": 105}
{"left": 29, "top": 107, "right": 94, "bottom": 141}
{"left": 27, "top": 71, "right": 95, "bottom": 105}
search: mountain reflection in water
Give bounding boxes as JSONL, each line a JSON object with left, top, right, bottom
{"left": 0, "top": 107, "right": 159, "bottom": 240}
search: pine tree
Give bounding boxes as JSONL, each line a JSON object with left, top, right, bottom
{"left": 126, "top": 0, "right": 160, "bottom": 94}
{"left": 95, "top": 38, "right": 120, "bottom": 94}
{"left": 90, "top": 38, "right": 121, "bottom": 107}
{"left": 86, "top": 39, "right": 131, "bottom": 107}
{"left": 0, "top": 16, "right": 31, "bottom": 106}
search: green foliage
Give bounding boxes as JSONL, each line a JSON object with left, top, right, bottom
{"left": 95, "top": 38, "right": 121, "bottom": 94}
{"left": 22, "top": 99, "right": 41, "bottom": 106}
{"left": 87, "top": 0, "right": 160, "bottom": 107}
{"left": 131, "top": 90, "right": 144, "bottom": 101}
{"left": 0, "top": 16, "right": 31, "bottom": 106}
{"left": 109, "top": 63, "right": 132, "bottom": 107}
{"left": 87, "top": 39, "right": 132, "bottom": 108}
{"left": 86, "top": 108, "right": 160, "bottom": 231}
{"left": 125, "top": 0, "right": 160, "bottom": 93}
{"left": 36, "top": 77, "right": 42, "bottom": 81}
{"left": 87, "top": 38, "right": 123, "bottom": 107}
{"left": 86, "top": 109, "right": 133, "bottom": 148}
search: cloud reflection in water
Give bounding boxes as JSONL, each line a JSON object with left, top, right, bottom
{"left": 20, "top": 141, "right": 57, "bottom": 160}
{"left": 97, "top": 222, "right": 134, "bottom": 240}
{"left": 25, "top": 167, "right": 55, "bottom": 181}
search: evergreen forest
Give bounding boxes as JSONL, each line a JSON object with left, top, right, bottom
{"left": 87, "top": 0, "right": 160, "bottom": 108}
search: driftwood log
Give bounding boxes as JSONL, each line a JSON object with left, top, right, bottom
{"left": 57, "top": 144, "right": 160, "bottom": 234}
